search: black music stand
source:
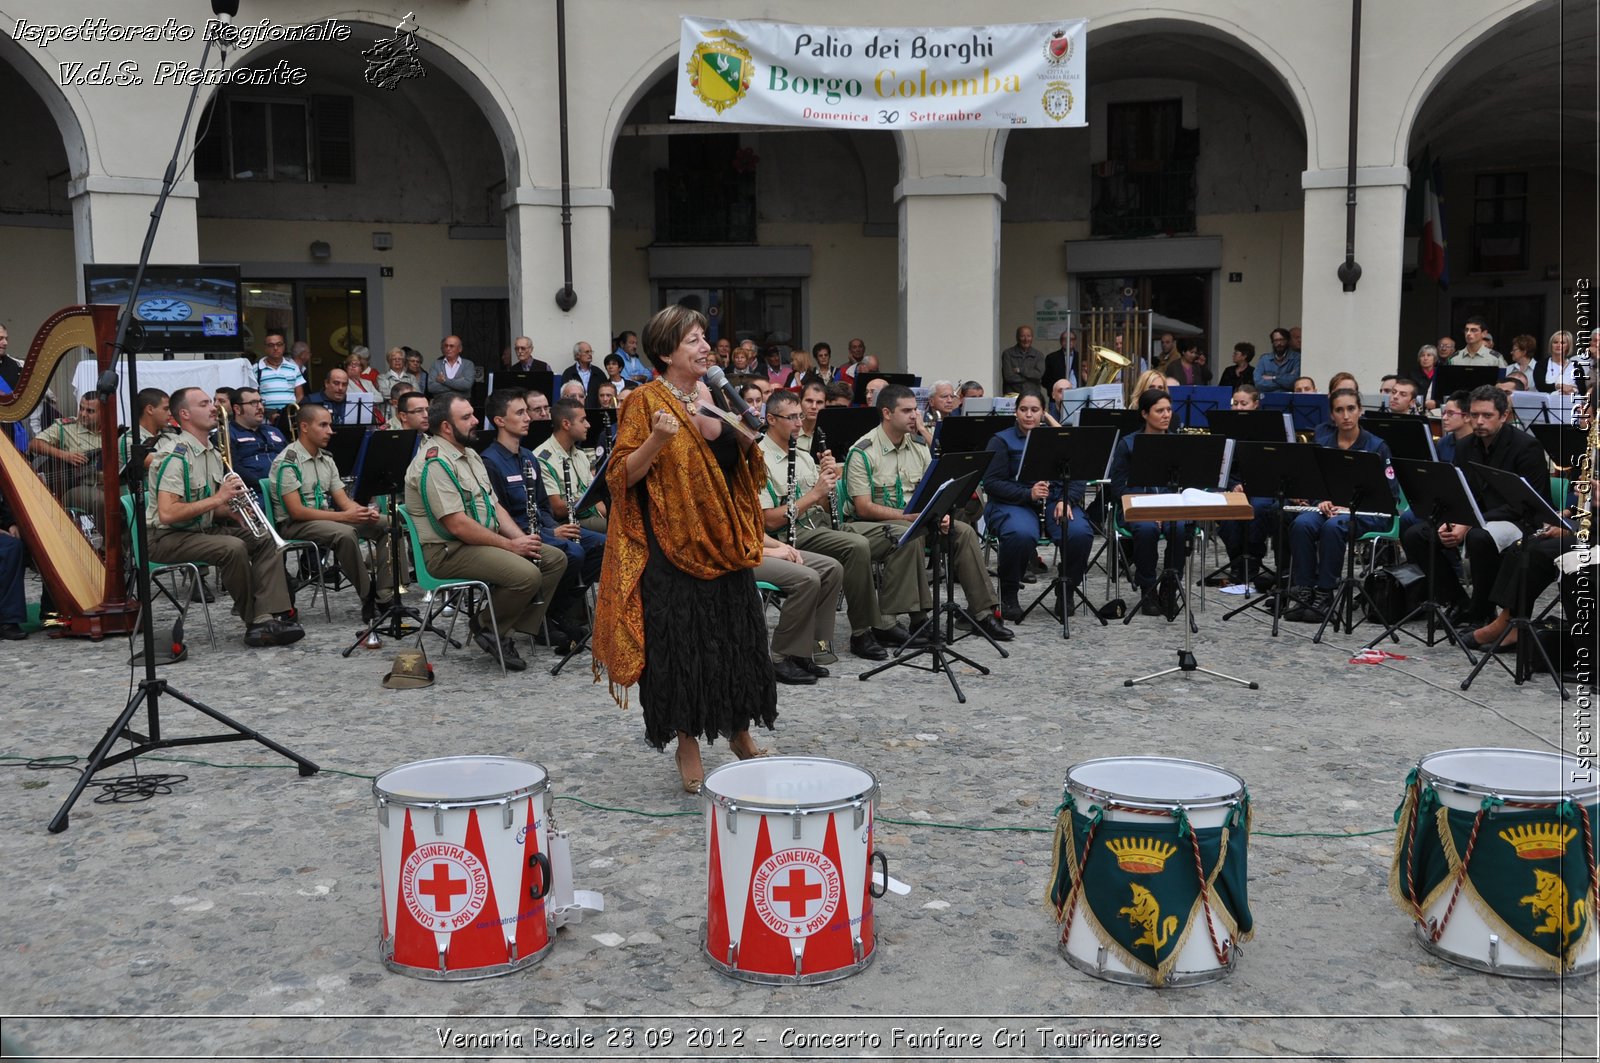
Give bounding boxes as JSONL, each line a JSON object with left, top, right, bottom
{"left": 494, "top": 369, "right": 556, "bottom": 403}
{"left": 49, "top": 17, "right": 318, "bottom": 833}
{"left": 1166, "top": 386, "right": 1231, "bottom": 430}
{"left": 811, "top": 407, "right": 879, "bottom": 461}
{"left": 344, "top": 429, "right": 426, "bottom": 655}
{"left": 1221, "top": 442, "right": 1321, "bottom": 634}
{"left": 901, "top": 451, "right": 1003, "bottom": 648}
{"left": 327, "top": 423, "right": 370, "bottom": 478}
{"left": 551, "top": 452, "right": 611, "bottom": 677}
{"left": 1435, "top": 364, "right": 1499, "bottom": 399}
{"left": 1530, "top": 424, "right": 1585, "bottom": 475}
{"left": 852, "top": 371, "right": 918, "bottom": 406}
{"left": 1018, "top": 426, "right": 1118, "bottom": 637}
{"left": 934, "top": 415, "right": 1011, "bottom": 456}
{"left": 1200, "top": 410, "right": 1294, "bottom": 586}
{"left": 857, "top": 469, "right": 990, "bottom": 702}
{"left": 1305, "top": 447, "right": 1399, "bottom": 643}
{"left": 1364, "top": 459, "right": 1482, "bottom": 656}
{"left": 1121, "top": 433, "right": 1230, "bottom": 630}
{"left": 1261, "top": 393, "right": 1330, "bottom": 435}
{"left": 1080, "top": 407, "right": 1143, "bottom": 436}
{"left": 1457, "top": 463, "right": 1572, "bottom": 700}
{"left": 1361, "top": 417, "right": 1438, "bottom": 463}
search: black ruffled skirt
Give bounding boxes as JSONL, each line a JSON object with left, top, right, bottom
{"left": 637, "top": 503, "right": 777, "bottom": 751}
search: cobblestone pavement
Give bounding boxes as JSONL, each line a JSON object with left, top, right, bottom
{"left": 1, "top": 566, "right": 1595, "bottom": 1061}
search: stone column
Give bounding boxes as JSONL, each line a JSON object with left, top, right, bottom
{"left": 68, "top": 175, "right": 200, "bottom": 292}
{"left": 1298, "top": 167, "right": 1410, "bottom": 390}
{"left": 897, "top": 175, "right": 1005, "bottom": 393}
{"left": 504, "top": 186, "right": 614, "bottom": 357}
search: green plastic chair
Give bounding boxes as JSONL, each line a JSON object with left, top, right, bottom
{"left": 258, "top": 490, "right": 331, "bottom": 621}
{"left": 120, "top": 493, "right": 217, "bottom": 650}
{"left": 396, "top": 504, "right": 505, "bottom": 675}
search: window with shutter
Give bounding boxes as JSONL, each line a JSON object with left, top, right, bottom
{"left": 313, "top": 95, "right": 355, "bottom": 183}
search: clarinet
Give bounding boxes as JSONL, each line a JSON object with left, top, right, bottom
{"left": 814, "top": 426, "right": 841, "bottom": 531}
{"left": 562, "top": 457, "right": 577, "bottom": 528}
{"left": 929, "top": 408, "right": 943, "bottom": 458}
{"left": 786, "top": 433, "right": 798, "bottom": 546}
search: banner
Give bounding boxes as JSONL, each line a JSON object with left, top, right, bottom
{"left": 674, "top": 17, "right": 1086, "bottom": 130}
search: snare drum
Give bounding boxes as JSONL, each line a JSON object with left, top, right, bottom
{"left": 1050, "top": 756, "right": 1253, "bottom": 987}
{"left": 1392, "top": 747, "right": 1599, "bottom": 978}
{"left": 701, "top": 756, "right": 885, "bottom": 985}
{"left": 373, "top": 756, "right": 554, "bottom": 980}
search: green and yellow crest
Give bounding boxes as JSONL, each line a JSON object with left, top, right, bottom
{"left": 687, "top": 30, "right": 753, "bottom": 114}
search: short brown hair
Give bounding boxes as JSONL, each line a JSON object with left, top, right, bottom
{"left": 640, "top": 305, "right": 708, "bottom": 372}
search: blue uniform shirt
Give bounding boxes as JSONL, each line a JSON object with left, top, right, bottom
{"left": 228, "top": 418, "right": 288, "bottom": 490}
{"left": 982, "top": 425, "right": 1081, "bottom": 510}
{"left": 481, "top": 440, "right": 557, "bottom": 535}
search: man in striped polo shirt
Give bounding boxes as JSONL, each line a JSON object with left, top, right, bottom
{"left": 254, "top": 330, "right": 306, "bottom": 411}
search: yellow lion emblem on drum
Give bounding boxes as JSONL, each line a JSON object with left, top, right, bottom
{"left": 1520, "top": 869, "right": 1588, "bottom": 948}
{"left": 1119, "top": 883, "right": 1178, "bottom": 952}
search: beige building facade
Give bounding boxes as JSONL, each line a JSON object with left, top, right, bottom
{"left": 1, "top": 0, "right": 1591, "bottom": 393}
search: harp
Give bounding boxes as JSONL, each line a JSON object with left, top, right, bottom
{"left": 0, "top": 305, "right": 138, "bottom": 637}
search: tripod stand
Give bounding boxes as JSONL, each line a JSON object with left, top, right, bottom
{"left": 859, "top": 471, "right": 997, "bottom": 703}
{"left": 1017, "top": 426, "right": 1115, "bottom": 639}
{"left": 50, "top": 15, "right": 318, "bottom": 832}
{"left": 1459, "top": 533, "right": 1569, "bottom": 700}
{"left": 1365, "top": 460, "right": 1481, "bottom": 659}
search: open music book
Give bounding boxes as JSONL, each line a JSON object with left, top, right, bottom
{"left": 1126, "top": 487, "right": 1230, "bottom": 509}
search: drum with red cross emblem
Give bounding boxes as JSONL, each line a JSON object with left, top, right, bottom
{"left": 701, "top": 756, "right": 886, "bottom": 984}
{"left": 373, "top": 756, "right": 554, "bottom": 980}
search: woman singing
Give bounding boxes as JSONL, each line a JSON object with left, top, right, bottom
{"left": 593, "top": 305, "right": 777, "bottom": 794}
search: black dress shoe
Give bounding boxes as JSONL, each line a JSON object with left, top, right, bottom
{"left": 799, "top": 656, "right": 831, "bottom": 678}
{"left": 872, "top": 623, "right": 911, "bottom": 647}
{"left": 773, "top": 656, "right": 817, "bottom": 685}
{"left": 189, "top": 581, "right": 216, "bottom": 604}
{"left": 243, "top": 618, "right": 304, "bottom": 647}
{"left": 1000, "top": 597, "right": 1026, "bottom": 623}
{"left": 1140, "top": 596, "right": 1163, "bottom": 617}
{"left": 977, "top": 614, "right": 1014, "bottom": 641}
{"left": 848, "top": 631, "right": 889, "bottom": 661}
{"left": 1285, "top": 590, "right": 1332, "bottom": 623}
{"left": 0, "top": 622, "right": 28, "bottom": 641}
{"left": 499, "top": 637, "right": 528, "bottom": 671}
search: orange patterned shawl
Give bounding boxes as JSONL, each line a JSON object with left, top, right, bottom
{"left": 591, "top": 380, "right": 766, "bottom": 706}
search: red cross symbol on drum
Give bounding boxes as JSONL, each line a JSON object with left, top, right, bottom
{"left": 401, "top": 842, "right": 489, "bottom": 933}
{"left": 751, "top": 848, "right": 842, "bottom": 938}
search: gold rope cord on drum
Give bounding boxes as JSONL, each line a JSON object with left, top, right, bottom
{"left": 1050, "top": 800, "right": 1249, "bottom": 987}
{"left": 1430, "top": 799, "right": 1598, "bottom": 973}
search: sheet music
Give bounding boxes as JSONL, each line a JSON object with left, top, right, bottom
{"left": 1128, "top": 487, "right": 1225, "bottom": 509}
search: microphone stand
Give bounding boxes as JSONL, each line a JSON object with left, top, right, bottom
{"left": 49, "top": 15, "right": 318, "bottom": 833}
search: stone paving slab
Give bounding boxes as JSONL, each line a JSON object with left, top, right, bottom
{"left": 1, "top": 574, "right": 1595, "bottom": 1060}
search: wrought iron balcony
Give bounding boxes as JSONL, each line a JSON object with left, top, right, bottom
{"left": 1089, "top": 162, "right": 1196, "bottom": 237}
{"left": 654, "top": 169, "right": 757, "bottom": 244}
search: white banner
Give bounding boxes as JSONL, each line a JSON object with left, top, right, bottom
{"left": 674, "top": 17, "right": 1087, "bottom": 130}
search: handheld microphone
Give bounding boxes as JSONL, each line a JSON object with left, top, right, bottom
{"left": 703, "top": 365, "right": 764, "bottom": 432}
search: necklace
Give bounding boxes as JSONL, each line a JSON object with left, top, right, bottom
{"left": 662, "top": 376, "right": 698, "bottom": 408}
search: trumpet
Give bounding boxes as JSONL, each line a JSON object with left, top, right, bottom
{"left": 216, "top": 403, "right": 288, "bottom": 549}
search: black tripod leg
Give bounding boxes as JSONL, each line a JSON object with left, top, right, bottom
{"left": 48, "top": 684, "right": 157, "bottom": 833}
{"left": 162, "top": 687, "right": 320, "bottom": 775}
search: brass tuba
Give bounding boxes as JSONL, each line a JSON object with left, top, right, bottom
{"left": 1083, "top": 345, "right": 1131, "bottom": 387}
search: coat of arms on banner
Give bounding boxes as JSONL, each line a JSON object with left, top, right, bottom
{"left": 688, "top": 29, "right": 754, "bottom": 114}
{"left": 1042, "top": 81, "right": 1075, "bottom": 122}
{"left": 1044, "top": 29, "right": 1074, "bottom": 63}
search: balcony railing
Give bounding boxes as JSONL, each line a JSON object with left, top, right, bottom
{"left": 1089, "top": 162, "right": 1196, "bottom": 237}
{"left": 654, "top": 169, "right": 757, "bottom": 244}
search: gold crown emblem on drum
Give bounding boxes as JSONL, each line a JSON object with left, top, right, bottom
{"left": 1104, "top": 837, "right": 1178, "bottom": 874}
{"left": 1498, "top": 823, "right": 1576, "bottom": 860}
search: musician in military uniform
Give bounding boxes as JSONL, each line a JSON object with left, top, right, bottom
{"left": 759, "top": 389, "right": 909, "bottom": 661}
{"left": 267, "top": 404, "right": 394, "bottom": 619}
{"left": 226, "top": 386, "right": 289, "bottom": 497}
{"left": 403, "top": 393, "right": 567, "bottom": 671}
{"left": 480, "top": 388, "right": 597, "bottom": 651}
{"left": 119, "top": 387, "right": 171, "bottom": 474}
{"left": 844, "top": 384, "right": 1013, "bottom": 642}
{"left": 534, "top": 398, "right": 608, "bottom": 533}
{"left": 146, "top": 387, "right": 304, "bottom": 646}
{"left": 30, "top": 392, "right": 108, "bottom": 525}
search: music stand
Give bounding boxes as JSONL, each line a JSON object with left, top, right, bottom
{"left": 327, "top": 423, "right": 370, "bottom": 478}
{"left": 811, "top": 407, "right": 879, "bottom": 460}
{"left": 853, "top": 371, "right": 918, "bottom": 406}
{"left": 933, "top": 415, "right": 1011, "bottom": 456}
{"left": 1261, "top": 393, "right": 1330, "bottom": 434}
{"left": 1121, "top": 433, "right": 1230, "bottom": 629}
{"left": 1221, "top": 442, "right": 1323, "bottom": 634}
{"left": 344, "top": 429, "right": 426, "bottom": 655}
{"left": 49, "top": 25, "right": 317, "bottom": 833}
{"left": 494, "top": 369, "right": 556, "bottom": 403}
{"left": 1304, "top": 448, "right": 1399, "bottom": 643}
{"left": 1166, "top": 386, "right": 1232, "bottom": 430}
{"left": 1530, "top": 424, "right": 1586, "bottom": 474}
{"left": 1361, "top": 417, "right": 1437, "bottom": 463}
{"left": 1204, "top": 409, "right": 1295, "bottom": 444}
{"left": 1017, "top": 426, "right": 1118, "bottom": 637}
{"left": 1457, "top": 463, "right": 1572, "bottom": 700}
{"left": 1080, "top": 407, "right": 1143, "bottom": 436}
{"left": 857, "top": 469, "right": 990, "bottom": 703}
{"left": 1435, "top": 364, "right": 1499, "bottom": 399}
{"left": 1364, "top": 459, "right": 1483, "bottom": 656}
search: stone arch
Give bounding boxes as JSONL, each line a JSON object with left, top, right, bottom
{"left": 0, "top": 23, "right": 92, "bottom": 178}
{"left": 209, "top": 13, "right": 525, "bottom": 183}
{"left": 1392, "top": 0, "right": 1561, "bottom": 164}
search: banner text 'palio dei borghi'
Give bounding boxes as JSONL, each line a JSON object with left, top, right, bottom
{"left": 673, "top": 17, "right": 1087, "bottom": 130}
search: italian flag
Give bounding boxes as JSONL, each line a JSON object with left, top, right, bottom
{"left": 1420, "top": 151, "right": 1448, "bottom": 286}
